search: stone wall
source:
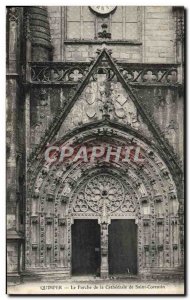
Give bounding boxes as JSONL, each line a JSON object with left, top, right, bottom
{"left": 48, "top": 6, "right": 64, "bottom": 61}
{"left": 47, "top": 6, "right": 176, "bottom": 63}
{"left": 144, "top": 6, "right": 176, "bottom": 63}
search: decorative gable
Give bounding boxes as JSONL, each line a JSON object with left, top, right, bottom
{"left": 57, "top": 53, "right": 152, "bottom": 141}
{"left": 28, "top": 48, "right": 181, "bottom": 177}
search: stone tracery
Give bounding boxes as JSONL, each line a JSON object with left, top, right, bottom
{"left": 85, "top": 174, "right": 124, "bottom": 213}
{"left": 24, "top": 123, "right": 182, "bottom": 277}
{"left": 70, "top": 172, "right": 136, "bottom": 216}
{"left": 5, "top": 5, "right": 184, "bottom": 285}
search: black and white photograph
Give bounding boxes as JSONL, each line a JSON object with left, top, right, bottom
{"left": 5, "top": 4, "right": 185, "bottom": 295}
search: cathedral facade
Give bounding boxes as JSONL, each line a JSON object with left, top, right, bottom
{"left": 6, "top": 6, "right": 184, "bottom": 283}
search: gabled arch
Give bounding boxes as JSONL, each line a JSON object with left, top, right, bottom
{"left": 28, "top": 119, "right": 182, "bottom": 193}
{"left": 25, "top": 121, "right": 182, "bottom": 274}
{"left": 28, "top": 49, "right": 182, "bottom": 178}
{"left": 25, "top": 48, "right": 183, "bottom": 275}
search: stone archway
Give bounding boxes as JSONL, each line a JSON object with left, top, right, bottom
{"left": 25, "top": 124, "right": 182, "bottom": 279}
{"left": 68, "top": 172, "right": 137, "bottom": 278}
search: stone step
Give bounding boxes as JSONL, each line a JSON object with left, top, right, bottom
{"left": 22, "top": 271, "right": 70, "bottom": 282}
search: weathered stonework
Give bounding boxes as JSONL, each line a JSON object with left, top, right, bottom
{"left": 6, "top": 6, "right": 184, "bottom": 284}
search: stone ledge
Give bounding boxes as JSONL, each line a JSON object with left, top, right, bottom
{"left": 7, "top": 229, "right": 24, "bottom": 240}
{"left": 64, "top": 39, "right": 142, "bottom": 45}
{"left": 7, "top": 273, "right": 21, "bottom": 285}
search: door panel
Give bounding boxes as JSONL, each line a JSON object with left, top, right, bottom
{"left": 72, "top": 219, "right": 100, "bottom": 275}
{"left": 108, "top": 219, "right": 137, "bottom": 275}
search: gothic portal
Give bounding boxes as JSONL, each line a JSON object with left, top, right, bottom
{"left": 6, "top": 6, "right": 184, "bottom": 283}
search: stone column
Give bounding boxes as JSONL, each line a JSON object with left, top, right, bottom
{"left": 100, "top": 222, "right": 109, "bottom": 279}
{"left": 6, "top": 7, "right": 23, "bottom": 283}
{"left": 173, "top": 7, "right": 184, "bottom": 83}
{"left": 27, "top": 7, "right": 53, "bottom": 62}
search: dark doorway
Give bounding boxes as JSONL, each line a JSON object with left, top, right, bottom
{"left": 108, "top": 219, "right": 137, "bottom": 275}
{"left": 72, "top": 219, "right": 100, "bottom": 275}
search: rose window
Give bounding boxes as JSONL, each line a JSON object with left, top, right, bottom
{"left": 85, "top": 174, "right": 124, "bottom": 212}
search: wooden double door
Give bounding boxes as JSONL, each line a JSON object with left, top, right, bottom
{"left": 71, "top": 219, "right": 137, "bottom": 276}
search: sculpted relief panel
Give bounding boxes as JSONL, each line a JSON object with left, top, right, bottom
{"left": 58, "top": 75, "right": 152, "bottom": 140}
{"left": 25, "top": 123, "right": 181, "bottom": 272}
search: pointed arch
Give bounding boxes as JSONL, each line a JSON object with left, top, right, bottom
{"left": 28, "top": 49, "right": 182, "bottom": 177}
{"left": 25, "top": 121, "right": 183, "bottom": 275}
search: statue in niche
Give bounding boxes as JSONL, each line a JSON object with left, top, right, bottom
{"left": 165, "top": 120, "right": 178, "bottom": 147}
{"left": 101, "top": 222, "right": 108, "bottom": 255}
{"left": 61, "top": 183, "right": 71, "bottom": 196}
